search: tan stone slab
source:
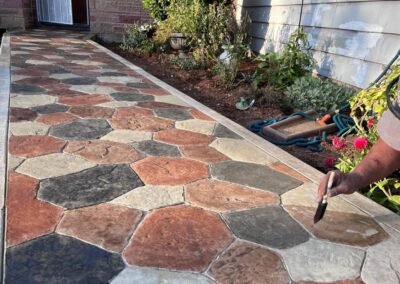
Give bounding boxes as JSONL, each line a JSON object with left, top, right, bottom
{"left": 101, "top": 130, "right": 152, "bottom": 143}
{"left": 7, "top": 155, "right": 24, "bottom": 170}
{"left": 281, "top": 183, "right": 367, "bottom": 215}
{"left": 49, "top": 73, "right": 80, "bottom": 80}
{"left": 71, "top": 60, "right": 106, "bottom": 66}
{"left": 154, "top": 95, "right": 190, "bottom": 107}
{"left": 186, "top": 180, "right": 279, "bottom": 212}
{"left": 175, "top": 119, "right": 216, "bottom": 135}
{"left": 210, "top": 138, "right": 277, "bottom": 165}
{"left": 97, "top": 76, "right": 142, "bottom": 84}
{"left": 98, "top": 101, "right": 138, "bottom": 108}
{"left": 11, "top": 75, "right": 31, "bottom": 82}
{"left": 16, "top": 153, "right": 96, "bottom": 179}
{"left": 70, "top": 85, "right": 116, "bottom": 95}
{"left": 9, "top": 122, "right": 50, "bottom": 136}
{"left": 26, "top": 60, "right": 54, "bottom": 65}
{"left": 110, "top": 185, "right": 184, "bottom": 211}
{"left": 10, "top": 95, "right": 56, "bottom": 108}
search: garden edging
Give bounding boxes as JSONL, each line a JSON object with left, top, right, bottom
{"left": 88, "top": 39, "right": 400, "bottom": 237}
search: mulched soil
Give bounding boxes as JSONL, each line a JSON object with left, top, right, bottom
{"left": 103, "top": 43, "right": 342, "bottom": 173}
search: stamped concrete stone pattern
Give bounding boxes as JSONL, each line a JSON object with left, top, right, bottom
{"left": 5, "top": 29, "right": 394, "bottom": 283}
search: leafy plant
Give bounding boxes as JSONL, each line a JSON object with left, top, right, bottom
{"left": 154, "top": 0, "right": 203, "bottom": 45}
{"left": 121, "top": 23, "right": 155, "bottom": 54}
{"left": 167, "top": 55, "right": 202, "bottom": 70}
{"left": 252, "top": 28, "right": 316, "bottom": 89}
{"left": 142, "top": 0, "right": 170, "bottom": 22}
{"left": 285, "top": 76, "right": 354, "bottom": 113}
{"left": 335, "top": 59, "right": 400, "bottom": 214}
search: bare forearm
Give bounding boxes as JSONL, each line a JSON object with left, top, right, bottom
{"left": 349, "top": 139, "right": 400, "bottom": 190}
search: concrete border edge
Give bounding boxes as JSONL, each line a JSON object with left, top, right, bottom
{"left": 0, "top": 32, "right": 11, "bottom": 283}
{"left": 87, "top": 39, "right": 400, "bottom": 236}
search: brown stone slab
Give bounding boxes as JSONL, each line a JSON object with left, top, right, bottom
{"left": 271, "top": 162, "right": 310, "bottom": 183}
{"left": 64, "top": 140, "right": 143, "bottom": 164}
{"left": 208, "top": 241, "right": 289, "bottom": 284}
{"left": 180, "top": 145, "right": 228, "bottom": 163}
{"left": 155, "top": 129, "right": 214, "bottom": 146}
{"left": 110, "top": 115, "right": 174, "bottom": 132}
{"left": 58, "top": 94, "right": 111, "bottom": 105}
{"left": 123, "top": 205, "right": 232, "bottom": 271}
{"left": 10, "top": 108, "right": 37, "bottom": 122}
{"left": 69, "top": 105, "right": 114, "bottom": 119}
{"left": 6, "top": 172, "right": 63, "bottom": 247}
{"left": 189, "top": 108, "right": 214, "bottom": 121}
{"left": 132, "top": 157, "right": 209, "bottom": 185}
{"left": 36, "top": 112, "right": 77, "bottom": 125}
{"left": 9, "top": 135, "right": 66, "bottom": 158}
{"left": 112, "top": 106, "right": 153, "bottom": 118}
{"left": 285, "top": 205, "right": 388, "bottom": 246}
{"left": 186, "top": 180, "right": 279, "bottom": 212}
{"left": 57, "top": 203, "right": 142, "bottom": 252}
{"left": 297, "top": 279, "right": 365, "bottom": 284}
{"left": 137, "top": 102, "right": 187, "bottom": 110}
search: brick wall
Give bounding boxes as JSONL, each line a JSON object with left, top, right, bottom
{"left": 89, "top": 0, "right": 151, "bottom": 42}
{"left": 0, "top": 0, "right": 34, "bottom": 30}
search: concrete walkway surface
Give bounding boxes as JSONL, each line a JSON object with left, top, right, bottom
{"left": 2, "top": 29, "right": 400, "bottom": 283}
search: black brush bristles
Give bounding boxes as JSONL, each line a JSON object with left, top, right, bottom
{"left": 314, "top": 198, "right": 327, "bottom": 223}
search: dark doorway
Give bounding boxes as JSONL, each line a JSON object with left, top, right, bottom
{"left": 72, "top": 0, "right": 88, "bottom": 25}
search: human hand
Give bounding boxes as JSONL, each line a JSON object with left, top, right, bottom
{"left": 316, "top": 171, "right": 359, "bottom": 202}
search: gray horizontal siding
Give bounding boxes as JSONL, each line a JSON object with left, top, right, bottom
{"left": 239, "top": 0, "right": 400, "bottom": 88}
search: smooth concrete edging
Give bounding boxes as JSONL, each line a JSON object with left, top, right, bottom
{"left": 0, "top": 33, "right": 11, "bottom": 282}
{"left": 88, "top": 39, "right": 400, "bottom": 237}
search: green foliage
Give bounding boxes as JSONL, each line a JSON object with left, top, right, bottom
{"left": 121, "top": 23, "right": 155, "bottom": 54}
{"left": 154, "top": 0, "right": 203, "bottom": 45}
{"left": 285, "top": 76, "right": 354, "bottom": 113}
{"left": 167, "top": 55, "right": 202, "bottom": 70}
{"left": 142, "top": 0, "right": 170, "bottom": 22}
{"left": 252, "top": 28, "right": 316, "bottom": 89}
{"left": 193, "top": 2, "right": 231, "bottom": 66}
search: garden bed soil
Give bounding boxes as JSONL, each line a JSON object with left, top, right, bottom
{"left": 104, "top": 43, "right": 342, "bottom": 173}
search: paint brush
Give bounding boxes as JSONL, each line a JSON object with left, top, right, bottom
{"left": 313, "top": 172, "right": 335, "bottom": 224}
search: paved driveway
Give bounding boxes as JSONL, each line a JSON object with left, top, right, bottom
{"left": 3, "top": 29, "right": 400, "bottom": 283}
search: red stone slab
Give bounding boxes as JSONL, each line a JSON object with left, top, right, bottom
{"left": 6, "top": 172, "right": 63, "bottom": 247}
{"left": 186, "top": 180, "right": 279, "bottom": 212}
{"left": 189, "top": 109, "right": 214, "bottom": 121}
{"left": 58, "top": 94, "right": 111, "bottom": 106}
{"left": 9, "top": 135, "right": 66, "bottom": 158}
{"left": 64, "top": 140, "right": 143, "bottom": 164}
{"left": 297, "top": 280, "right": 365, "bottom": 284}
{"left": 271, "top": 162, "right": 310, "bottom": 184}
{"left": 112, "top": 107, "right": 153, "bottom": 118}
{"left": 155, "top": 129, "right": 214, "bottom": 146}
{"left": 208, "top": 242, "right": 289, "bottom": 283}
{"left": 123, "top": 205, "right": 232, "bottom": 271}
{"left": 137, "top": 102, "right": 187, "bottom": 110}
{"left": 132, "top": 157, "right": 209, "bottom": 185}
{"left": 36, "top": 112, "right": 77, "bottom": 125}
{"left": 180, "top": 145, "right": 228, "bottom": 163}
{"left": 57, "top": 203, "right": 142, "bottom": 252}
{"left": 110, "top": 113, "right": 173, "bottom": 132}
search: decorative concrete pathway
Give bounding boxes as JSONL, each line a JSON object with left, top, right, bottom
{"left": 4, "top": 29, "right": 400, "bottom": 283}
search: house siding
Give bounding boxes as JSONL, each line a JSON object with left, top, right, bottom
{"left": 237, "top": 0, "right": 400, "bottom": 88}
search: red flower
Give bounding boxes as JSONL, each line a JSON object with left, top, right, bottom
{"left": 332, "top": 136, "right": 346, "bottom": 149}
{"left": 354, "top": 137, "right": 368, "bottom": 151}
{"left": 367, "top": 117, "right": 374, "bottom": 128}
{"left": 324, "top": 156, "right": 335, "bottom": 168}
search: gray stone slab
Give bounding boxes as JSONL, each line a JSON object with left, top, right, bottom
{"left": 62, "top": 77, "right": 98, "bottom": 85}
{"left": 224, "top": 206, "right": 310, "bottom": 249}
{"left": 281, "top": 239, "right": 365, "bottom": 282}
{"left": 213, "top": 124, "right": 243, "bottom": 139}
{"left": 31, "top": 104, "right": 69, "bottom": 114}
{"left": 155, "top": 108, "right": 193, "bottom": 121}
{"left": 39, "top": 164, "right": 144, "bottom": 209}
{"left": 133, "top": 141, "right": 181, "bottom": 157}
{"left": 211, "top": 161, "right": 303, "bottom": 195}
{"left": 6, "top": 234, "right": 124, "bottom": 284}
{"left": 49, "top": 119, "right": 113, "bottom": 140}
{"left": 11, "top": 84, "right": 46, "bottom": 94}
{"left": 127, "top": 82, "right": 160, "bottom": 89}
{"left": 111, "top": 92, "right": 154, "bottom": 102}
{"left": 101, "top": 72, "right": 127, "bottom": 76}
{"left": 111, "top": 267, "right": 215, "bottom": 284}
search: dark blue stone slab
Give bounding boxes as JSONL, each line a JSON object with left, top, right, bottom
{"left": 31, "top": 104, "right": 69, "bottom": 114}
{"left": 111, "top": 92, "right": 154, "bottom": 102}
{"left": 49, "top": 119, "right": 112, "bottom": 140}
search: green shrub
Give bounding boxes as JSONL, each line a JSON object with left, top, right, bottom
{"left": 121, "top": 23, "right": 155, "bottom": 53}
{"left": 167, "top": 55, "right": 202, "bottom": 70}
{"left": 285, "top": 76, "right": 354, "bottom": 113}
{"left": 142, "top": 0, "right": 170, "bottom": 22}
{"left": 252, "top": 28, "right": 316, "bottom": 89}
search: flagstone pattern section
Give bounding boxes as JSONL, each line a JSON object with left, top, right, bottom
{"left": 5, "top": 30, "right": 393, "bottom": 283}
